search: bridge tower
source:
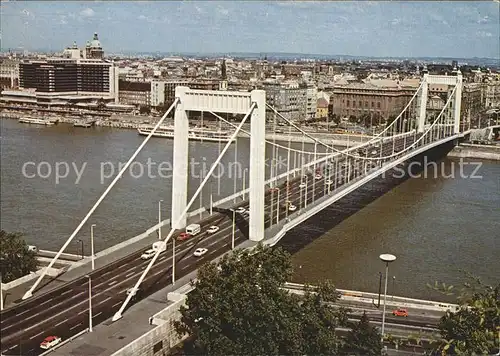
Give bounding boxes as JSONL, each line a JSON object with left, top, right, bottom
{"left": 171, "top": 87, "right": 266, "bottom": 241}
{"left": 418, "top": 71, "right": 463, "bottom": 134}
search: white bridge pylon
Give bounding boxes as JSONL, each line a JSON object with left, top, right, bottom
{"left": 172, "top": 87, "right": 266, "bottom": 242}
{"left": 419, "top": 71, "right": 463, "bottom": 134}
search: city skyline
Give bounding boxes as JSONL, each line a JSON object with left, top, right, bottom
{"left": 1, "top": 1, "right": 499, "bottom": 59}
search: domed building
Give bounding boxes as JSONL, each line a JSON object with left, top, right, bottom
{"left": 85, "top": 33, "right": 104, "bottom": 59}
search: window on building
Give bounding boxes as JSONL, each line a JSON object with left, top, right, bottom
{"left": 371, "top": 102, "right": 374, "bottom": 108}
{"left": 347, "top": 100, "right": 350, "bottom": 107}
{"left": 353, "top": 101, "right": 356, "bottom": 107}
{"left": 365, "top": 101, "right": 368, "bottom": 107}
{"left": 359, "top": 101, "right": 362, "bottom": 107}
{"left": 377, "top": 102, "right": 381, "bottom": 109}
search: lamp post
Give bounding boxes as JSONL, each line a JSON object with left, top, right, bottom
{"left": 231, "top": 209, "right": 236, "bottom": 250}
{"left": 0, "top": 272, "right": 3, "bottom": 311}
{"left": 172, "top": 236, "right": 175, "bottom": 285}
{"left": 392, "top": 276, "right": 396, "bottom": 301}
{"left": 158, "top": 200, "right": 163, "bottom": 240}
{"left": 76, "top": 239, "right": 84, "bottom": 259}
{"left": 90, "top": 224, "right": 96, "bottom": 271}
{"left": 86, "top": 274, "right": 93, "bottom": 332}
{"left": 275, "top": 189, "right": 280, "bottom": 224}
{"left": 242, "top": 168, "right": 248, "bottom": 201}
{"left": 379, "top": 253, "right": 396, "bottom": 342}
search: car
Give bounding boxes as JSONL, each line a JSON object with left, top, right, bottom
{"left": 299, "top": 182, "right": 306, "bottom": 189}
{"left": 325, "top": 179, "right": 333, "bottom": 185}
{"left": 40, "top": 336, "right": 62, "bottom": 350}
{"left": 141, "top": 249, "right": 156, "bottom": 260}
{"left": 393, "top": 308, "right": 408, "bottom": 317}
{"left": 177, "top": 232, "right": 191, "bottom": 241}
{"left": 315, "top": 174, "right": 322, "bottom": 180}
{"left": 371, "top": 150, "right": 378, "bottom": 155}
{"left": 207, "top": 226, "right": 219, "bottom": 234}
{"left": 193, "top": 248, "right": 208, "bottom": 257}
{"left": 268, "top": 187, "right": 279, "bottom": 193}
{"left": 236, "top": 207, "right": 246, "bottom": 214}
{"left": 288, "top": 204, "right": 297, "bottom": 212}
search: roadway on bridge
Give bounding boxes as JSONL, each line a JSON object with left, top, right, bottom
{"left": 0, "top": 133, "right": 426, "bottom": 355}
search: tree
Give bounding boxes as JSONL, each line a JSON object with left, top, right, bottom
{"left": 428, "top": 274, "right": 500, "bottom": 355}
{"left": 174, "top": 243, "right": 350, "bottom": 356}
{"left": 0, "top": 230, "right": 38, "bottom": 283}
{"left": 342, "top": 312, "right": 383, "bottom": 355}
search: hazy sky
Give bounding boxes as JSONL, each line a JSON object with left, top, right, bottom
{"left": 1, "top": 1, "right": 499, "bottom": 58}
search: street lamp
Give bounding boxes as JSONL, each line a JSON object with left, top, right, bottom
{"left": 158, "top": 200, "right": 163, "bottom": 240}
{"left": 231, "top": 209, "right": 236, "bottom": 249}
{"left": 242, "top": 168, "right": 248, "bottom": 201}
{"left": 172, "top": 235, "right": 176, "bottom": 285}
{"left": 392, "top": 276, "right": 396, "bottom": 301}
{"left": 276, "top": 188, "right": 280, "bottom": 224}
{"left": 0, "top": 272, "right": 3, "bottom": 311}
{"left": 379, "top": 253, "right": 396, "bottom": 342}
{"left": 76, "top": 239, "right": 84, "bottom": 259}
{"left": 90, "top": 224, "right": 96, "bottom": 271}
{"left": 86, "top": 274, "right": 93, "bottom": 332}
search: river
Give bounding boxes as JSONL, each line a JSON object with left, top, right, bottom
{"left": 1, "top": 118, "right": 498, "bottom": 300}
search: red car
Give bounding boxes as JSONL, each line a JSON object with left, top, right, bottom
{"left": 392, "top": 308, "right": 408, "bottom": 317}
{"left": 177, "top": 232, "right": 191, "bottom": 241}
{"left": 268, "top": 187, "right": 279, "bottom": 193}
{"left": 40, "top": 335, "right": 62, "bottom": 349}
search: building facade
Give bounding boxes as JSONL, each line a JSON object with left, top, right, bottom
{"left": 118, "top": 80, "right": 151, "bottom": 107}
{"left": 264, "top": 85, "right": 309, "bottom": 121}
{"left": 19, "top": 58, "right": 116, "bottom": 99}
{"left": 329, "top": 82, "right": 416, "bottom": 120}
{"left": 0, "top": 59, "right": 19, "bottom": 90}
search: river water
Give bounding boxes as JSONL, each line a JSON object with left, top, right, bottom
{"left": 1, "top": 118, "right": 498, "bottom": 300}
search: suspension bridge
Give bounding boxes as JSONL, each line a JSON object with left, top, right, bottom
{"left": 0, "top": 72, "right": 471, "bottom": 355}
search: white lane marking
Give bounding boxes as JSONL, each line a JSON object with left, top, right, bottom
{"left": 112, "top": 301, "right": 121, "bottom": 307}
{"left": 108, "top": 280, "right": 118, "bottom": 286}
{"left": 100, "top": 296, "right": 112, "bottom": 304}
{"left": 61, "top": 289, "right": 72, "bottom": 296}
{"left": 94, "top": 312, "right": 102, "bottom": 318}
{"left": 159, "top": 255, "right": 166, "bottom": 260}
{"left": 8, "top": 345, "right": 18, "bottom": 350}
{"left": 125, "top": 272, "right": 135, "bottom": 278}
{"left": 55, "top": 318, "right": 69, "bottom": 327}
{"left": 29, "top": 330, "right": 45, "bottom": 340}
{"left": 15, "top": 309, "right": 31, "bottom": 317}
{"left": 70, "top": 323, "right": 82, "bottom": 331}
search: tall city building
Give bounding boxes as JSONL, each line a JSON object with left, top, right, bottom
{"left": 13, "top": 33, "right": 119, "bottom": 103}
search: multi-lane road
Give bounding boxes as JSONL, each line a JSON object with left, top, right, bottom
{"left": 0, "top": 132, "right": 436, "bottom": 355}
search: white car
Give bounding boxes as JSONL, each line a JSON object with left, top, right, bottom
{"left": 371, "top": 150, "right": 378, "bottom": 155}
{"left": 40, "top": 336, "right": 62, "bottom": 350}
{"left": 325, "top": 179, "right": 333, "bottom": 185}
{"left": 141, "top": 249, "right": 156, "bottom": 260}
{"left": 236, "top": 207, "right": 246, "bottom": 214}
{"left": 288, "top": 204, "right": 297, "bottom": 212}
{"left": 315, "top": 174, "right": 322, "bottom": 180}
{"left": 193, "top": 248, "right": 208, "bottom": 257}
{"left": 299, "top": 182, "right": 306, "bottom": 189}
{"left": 207, "top": 226, "right": 219, "bottom": 234}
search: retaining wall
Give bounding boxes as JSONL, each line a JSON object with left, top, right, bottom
{"left": 448, "top": 143, "right": 500, "bottom": 161}
{"left": 109, "top": 293, "right": 189, "bottom": 356}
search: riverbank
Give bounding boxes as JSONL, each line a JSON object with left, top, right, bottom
{"left": 448, "top": 143, "right": 500, "bottom": 161}
{"left": 1, "top": 113, "right": 365, "bottom": 146}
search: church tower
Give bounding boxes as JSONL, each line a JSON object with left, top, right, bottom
{"left": 219, "top": 58, "right": 228, "bottom": 90}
